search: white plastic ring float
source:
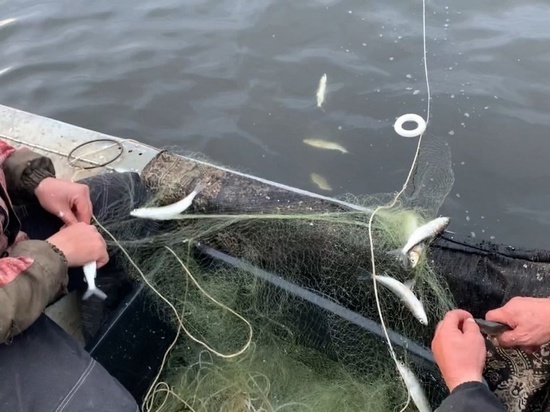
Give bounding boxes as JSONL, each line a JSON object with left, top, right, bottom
{"left": 393, "top": 113, "right": 427, "bottom": 138}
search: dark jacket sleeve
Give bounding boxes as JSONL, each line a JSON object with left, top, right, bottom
{"left": 436, "top": 381, "right": 505, "bottom": 412}
{"left": 3, "top": 146, "right": 56, "bottom": 203}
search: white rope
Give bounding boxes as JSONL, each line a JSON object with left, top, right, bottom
{"left": 369, "top": 0, "right": 432, "bottom": 410}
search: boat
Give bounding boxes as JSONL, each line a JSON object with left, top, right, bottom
{"left": 2, "top": 103, "right": 550, "bottom": 410}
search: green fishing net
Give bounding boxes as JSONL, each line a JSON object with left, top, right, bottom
{"left": 92, "top": 135, "right": 457, "bottom": 412}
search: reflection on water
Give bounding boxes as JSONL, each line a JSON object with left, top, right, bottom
{"left": 1, "top": 0, "right": 550, "bottom": 248}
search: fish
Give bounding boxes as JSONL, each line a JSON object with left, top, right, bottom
{"left": 82, "top": 261, "right": 107, "bottom": 301}
{"left": 303, "top": 139, "right": 348, "bottom": 154}
{"left": 310, "top": 173, "right": 332, "bottom": 191}
{"left": 403, "top": 213, "right": 420, "bottom": 239}
{"left": 388, "top": 216, "right": 450, "bottom": 269}
{"left": 316, "top": 73, "right": 327, "bottom": 108}
{"left": 367, "top": 272, "right": 428, "bottom": 325}
{"left": 408, "top": 243, "right": 424, "bottom": 269}
{"left": 395, "top": 361, "right": 432, "bottom": 412}
{"left": 130, "top": 182, "right": 205, "bottom": 220}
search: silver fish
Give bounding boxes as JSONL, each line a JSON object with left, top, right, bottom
{"left": 396, "top": 361, "right": 432, "bottom": 412}
{"left": 359, "top": 271, "right": 427, "bottom": 325}
{"left": 316, "top": 73, "right": 327, "bottom": 108}
{"left": 303, "top": 139, "right": 348, "bottom": 154}
{"left": 409, "top": 243, "right": 425, "bottom": 269}
{"left": 82, "top": 261, "right": 107, "bottom": 301}
{"left": 130, "top": 182, "right": 205, "bottom": 220}
{"left": 388, "top": 217, "right": 450, "bottom": 269}
{"left": 372, "top": 273, "right": 428, "bottom": 325}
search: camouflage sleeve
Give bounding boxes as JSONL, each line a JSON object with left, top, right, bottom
{"left": 0, "top": 240, "right": 68, "bottom": 344}
{"left": 0, "top": 140, "right": 56, "bottom": 203}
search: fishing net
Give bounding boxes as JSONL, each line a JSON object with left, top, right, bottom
{"left": 52, "top": 0, "right": 550, "bottom": 407}
{"left": 75, "top": 137, "right": 550, "bottom": 412}
{"left": 82, "top": 133, "right": 459, "bottom": 412}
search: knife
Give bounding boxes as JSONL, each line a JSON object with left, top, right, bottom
{"left": 474, "top": 318, "right": 512, "bottom": 335}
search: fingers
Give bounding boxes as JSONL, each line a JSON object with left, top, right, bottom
{"left": 441, "top": 309, "right": 474, "bottom": 331}
{"left": 485, "top": 308, "right": 509, "bottom": 324}
{"left": 74, "top": 196, "right": 93, "bottom": 224}
{"left": 496, "top": 330, "right": 531, "bottom": 347}
{"left": 523, "top": 345, "right": 540, "bottom": 354}
{"left": 93, "top": 228, "right": 109, "bottom": 269}
{"left": 434, "top": 320, "right": 443, "bottom": 335}
{"left": 434, "top": 309, "right": 474, "bottom": 343}
{"left": 461, "top": 317, "right": 482, "bottom": 337}
{"left": 59, "top": 209, "right": 78, "bottom": 225}
{"left": 96, "top": 253, "right": 110, "bottom": 269}
{"left": 72, "top": 184, "right": 93, "bottom": 224}
{"left": 497, "top": 331, "right": 519, "bottom": 347}
{"left": 446, "top": 309, "right": 473, "bottom": 322}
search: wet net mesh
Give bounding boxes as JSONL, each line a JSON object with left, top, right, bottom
{"left": 84, "top": 142, "right": 550, "bottom": 412}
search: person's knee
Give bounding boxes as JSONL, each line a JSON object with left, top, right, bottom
{"left": 0, "top": 315, "right": 139, "bottom": 411}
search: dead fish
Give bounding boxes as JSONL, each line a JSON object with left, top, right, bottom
{"left": 82, "top": 261, "right": 107, "bottom": 300}
{"left": 396, "top": 361, "right": 432, "bottom": 412}
{"left": 303, "top": 139, "right": 348, "bottom": 154}
{"left": 409, "top": 243, "right": 424, "bottom": 269}
{"left": 388, "top": 217, "right": 450, "bottom": 269}
{"left": 310, "top": 173, "right": 332, "bottom": 191}
{"left": 403, "top": 213, "right": 420, "bottom": 239}
{"left": 130, "top": 182, "right": 205, "bottom": 220}
{"left": 361, "top": 271, "right": 427, "bottom": 325}
{"left": 316, "top": 73, "right": 327, "bottom": 108}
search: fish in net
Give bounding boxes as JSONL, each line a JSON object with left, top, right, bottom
{"left": 83, "top": 140, "right": 550, "bottom": 412}
{"left": 83, "top": 135, "right": 455, "bottom": 411}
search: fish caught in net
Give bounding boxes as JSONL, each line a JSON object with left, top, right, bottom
{"left": 82, "top": 137, "right": 459, "bottom": 412}
{"left": 84, "top": 144, "right": 550, "bottom": 412}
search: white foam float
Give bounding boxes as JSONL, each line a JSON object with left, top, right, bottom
{"left": 393, "top": 113, "right": 427, "bottom": 138}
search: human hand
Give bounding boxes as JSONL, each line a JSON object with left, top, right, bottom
{"left": 46, "top": 222, "right": 109, "bottom": 268}
{"left": 35, "top": 177, "right": 93, "bottom": 225}
{"left": 432, "top": 309, "right": 486, "bottom": 392}
{"left": 485, "top": 297, "right": 550, "bottom": 349}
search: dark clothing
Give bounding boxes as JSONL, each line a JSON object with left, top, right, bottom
{"left": 0, "top": 172, "right": 150, "bottom": 412}
{"left": 437, "top": 381, "right": 505, "bottom": 412}
{"left": 0, "top": 314, "right": 139, "bottom": 412}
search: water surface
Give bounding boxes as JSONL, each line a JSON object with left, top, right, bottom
{"left": 2, "top": 0, "right": 550, "bottom": 249}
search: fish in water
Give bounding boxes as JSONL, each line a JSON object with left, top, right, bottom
{"left": 366, "top": 272, "right": 428, "bottom": 325}
{"left": 310, "top": 173, "right": 332, "bottom": 191}
{"left": 82, "top": 261, "right": 107, "bottom": 300}
{"left": 395, "top": 361, "right": 432, "bottom": 412}
{"left": 303, "top": 139, "right": 348, "bottom": 154}
{"left": 130, "top": 182, "right": 205, "bottom": 220}
{"left": 316, "top": 73, "right": 327, "bottom": 108}
{"left": 388, "top": 216, "right": 450, "bottom": 269}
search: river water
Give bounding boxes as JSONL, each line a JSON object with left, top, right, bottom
{"left": 1, "top": 0, "right": 550, "bottom": 249}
